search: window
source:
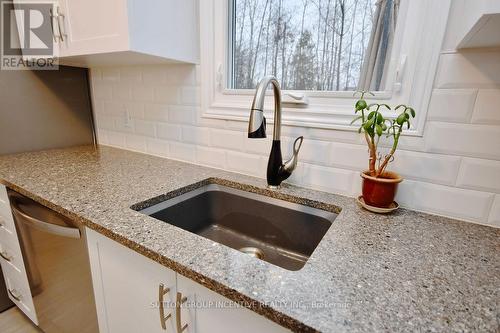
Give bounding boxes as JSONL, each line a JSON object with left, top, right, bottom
{"left": 200, "top": 0, "right": 452, "bottom": 136}
{"left": 230, "top": 0, "right": 391, "bottom": 92}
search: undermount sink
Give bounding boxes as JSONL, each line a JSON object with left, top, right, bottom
{"left": 136, "top": 184, "right": 337, "bottom": 271}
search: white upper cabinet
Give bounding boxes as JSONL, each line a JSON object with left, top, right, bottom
{"left": 13, "top": 0, "right": 199, "bottom": 67}
{"left": 457, "top": 0, "right": 500, "bottom": 49}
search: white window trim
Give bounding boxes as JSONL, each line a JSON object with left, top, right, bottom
{"left": 200, "top": 0, "right": 451, "bottom": 137}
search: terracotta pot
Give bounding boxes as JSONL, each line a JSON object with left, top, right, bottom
{"left": 361, "top": 171, "right": 403, "bottom": 208}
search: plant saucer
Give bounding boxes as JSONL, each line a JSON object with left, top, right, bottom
{"left": 357, "top": 196, "right": 399, "bottom": 214}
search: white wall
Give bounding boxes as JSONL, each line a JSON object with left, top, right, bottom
{"left": 90, "top": 1, "right": 500, "bottom": 228}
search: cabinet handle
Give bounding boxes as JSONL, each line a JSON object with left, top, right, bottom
{"left": 158, "top": 284, "right": 171, "bottom": 330}
{"left": 49, "top": 8, "right": 58, "bottom": 42}
{"left": 56, "top": 6, "right": 66, "bottom": 42}
{"left": 175, "top": 292, "right": 188, "bottom": 333}
{"left": 0, "top": 251, "right": 11, "bottom": 262}
{"left": 8, "top": 289, "right": 21, "bottom": 302}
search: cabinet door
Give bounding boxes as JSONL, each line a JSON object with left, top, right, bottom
{"left": 57, "top": 0, "right": 128, "bottom": 57}
{"left": 177, "top": 274, "right": 290, "bottom": 333}
{"left": 11, "top": 0, "right": 60, "bottom": 60}
{"left": 86, "top": 228, "right": 176, "bottom": 333}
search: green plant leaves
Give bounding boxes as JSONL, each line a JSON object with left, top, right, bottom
{"left": 396, "top": 113, "right": 406, "bottom": 126}
{"left": 355, "top": 99, "right": 367, "bottom": 111}
{"left": 353, "top": 92, "right": 416, "bottom": 148}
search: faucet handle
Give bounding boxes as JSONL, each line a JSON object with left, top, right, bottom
{"left": 283, "top": 136, "right": 304, "bottom": 174}
{"left": 292, "top": 136, "right": 304, "bottom": 155}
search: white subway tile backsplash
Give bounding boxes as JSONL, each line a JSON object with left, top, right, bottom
{"left": 330, "top": 142, "right": 367, "bottom": 170}
{"left": 132, "top": 86, "right": 154, "bottom": 102}
{"left": 90, "top": 68, "right": 102, "bottom": 80}
{"left": 90, "top": 59, "right": 500, "bottom": 227}
{"left": 396, "top": 180, "right": 494, "bottom": 223}
{"left": 143, "top": 66, "right": 168, "bottom": 85}
{"left": 298, "top": 139, "right": 332, "bottom": 165}
{"left": 287, "top": 162, "right": 305, "bottom": 186}
{"left": 125, "top": 134, "right": 146, "bottom": 152}
{"left": 104, "top": 101, "right": 124, "bottom": 116}
{"left": 391, "top": 150, "right": 461, "bottom": 186}
{"left": 435, "top": 52, "right": 500, "bottom": 89}
{"left": 156, "top": 123, "right": 181, "bottom": 141}
{"left": 169, "top": 142, "right": 196, "bottom": 162}
{"left": 457, "top": 158, "right": 500, "bottom": 193}
{"left": 144, "top": 103, "right": 169, "bottom": 122}
{"left": 164, "top": 65, "right": 196, "bottom": 85}
{"left": 196, "top": 146, "right": 226, "bottom": 169}
{"left": 134, "top": 120, "right": 156, "bottom": 137}
{"left": 146, "top": 138, "right": 169, "bottom": 157}
{"left": 96, "top": 129, "right": 108, "bottom": 145}
{"left": 182, "top": 126, "right": 210, "bottom": 145}
{"left": 112, "top": 83, "right": 132, "bottom": 101}
{"left": 488, "top": 195, "right": 500, "bottom": 227}
{"left": 101, "top": 68, "right": 120, "bottom": 82}
{"left": 95, "top": 114, "right": 115, "bottom": 130}
{"left": 92, "top": 82, "right": 112, "bottom": 100}
{"left": 425, "top": 122, "right": 500, "bottom": 160}
{"left": 471, "top": 89, "right": 500, "bottom": 124}
{"left": 153, "top": 86, "right": 179, "bottom": 103}
{"left": 180, "top": 87, "right": 200, "bottom": 105}
{"left": 114, "top": 117, "right": 134, "bottom": 133}
{"left": 169, "top": 106, "right": 195, "bottom": 124}
{"left": 120, "top": 67, "right": 142, "bottom": 83}
{"left": 125, "top": 103, "right": 145, "bottom": 119}
{"left": 244, "top": 137, "right": 271, "bottom": 155}
{"left": 427, "top": 89, "right": 477, "bottom": 122}
{"left": 107, "top": 131, "right": 126, "bottom": 147}
{"left": 226, "top": 151, "right": 264, "bottom": 177}
{"left": 210, "top": 129, "right": 245, "bottom": 150}
{"left": 301, "top": 164, "right": 355, "bottom": 195}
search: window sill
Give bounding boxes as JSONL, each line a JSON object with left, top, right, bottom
{"left": 202, "top": 99, "right": 422, "bottom": 136}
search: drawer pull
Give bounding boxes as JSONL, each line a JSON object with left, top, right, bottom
{"left": 175, "top": 292, "right": 188, "bottom": 333}
{"left": 8, "top": 289, "right": 21, "bottom": 302}
{"left": 0, "top": 251, "right": 11, "bottom": 262}
{"left": 159, "top": 284, "right": 172, "bottom": 330}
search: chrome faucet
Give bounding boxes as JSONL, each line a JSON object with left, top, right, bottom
{"left": 248, "top": 76, "right": 304, "bottom": 188}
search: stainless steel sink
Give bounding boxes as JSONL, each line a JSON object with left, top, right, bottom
{"left": 137, "top": 184, "right": 336, "bottom": 271}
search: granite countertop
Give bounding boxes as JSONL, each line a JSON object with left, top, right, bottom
{"left": 0, "top": 145, "right": 498, "bottom": 332}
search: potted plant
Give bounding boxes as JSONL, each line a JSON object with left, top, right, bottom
{"left": 351, "top": 91, "right": 416, "bottom": 209}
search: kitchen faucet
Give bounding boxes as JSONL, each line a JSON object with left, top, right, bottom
{"left": 248, "top": 76, "right": 304, "bottom": 189}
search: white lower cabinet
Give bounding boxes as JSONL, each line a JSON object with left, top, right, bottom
{"left": 176, "top": 274, "right": 290, "bottom": 333}
{"left": 86, "top": 228, "right": 290, "bottom": 333}
{"left": 0, "top": 185, "right": 38, "bottom": 324}
{"left": 86, "top": 228, "right": 176, "bottom": 333}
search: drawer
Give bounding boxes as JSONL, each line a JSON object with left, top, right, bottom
{"left": 1, "top": 261, "right": 38, "bottom": 325}
{"left": 0, "top": 236, "right": 26, "bottom": 275}
{"left": 0, "top": 215, "right": 16, "bottom": 241}
{"left": 0, "top": 215, "right": 15, "bottom": 235}
{"left": 0, "top": 204, "right": 14, "bottom": 229}
{"left": 0, "top": 185, "right": 8, "bottom": 205}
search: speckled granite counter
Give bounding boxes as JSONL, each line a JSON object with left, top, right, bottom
{"left": 0, "top": 145, "right": 498, "bottom": 332}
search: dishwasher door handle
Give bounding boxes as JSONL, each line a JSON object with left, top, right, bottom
{"left": 11, "top": 203, "right": 81, "bottom": 239}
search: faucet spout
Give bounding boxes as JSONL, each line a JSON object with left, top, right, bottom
{"left": 248, "top": 76, "right": 303, "bottom": 188}
{"left": 248, "top": 76, "right": 282, "bottom": 139}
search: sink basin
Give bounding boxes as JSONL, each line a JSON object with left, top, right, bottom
{"left": 137, "top": 184, "right": 336, "bottom": 271}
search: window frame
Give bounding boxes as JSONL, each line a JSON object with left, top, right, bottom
{"left": 200, "top": 0, "right": 452, "bottom": 136}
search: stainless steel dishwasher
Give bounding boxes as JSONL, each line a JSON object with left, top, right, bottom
{"left": 7, "top": 190, "right": 98, "bottom": 333}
